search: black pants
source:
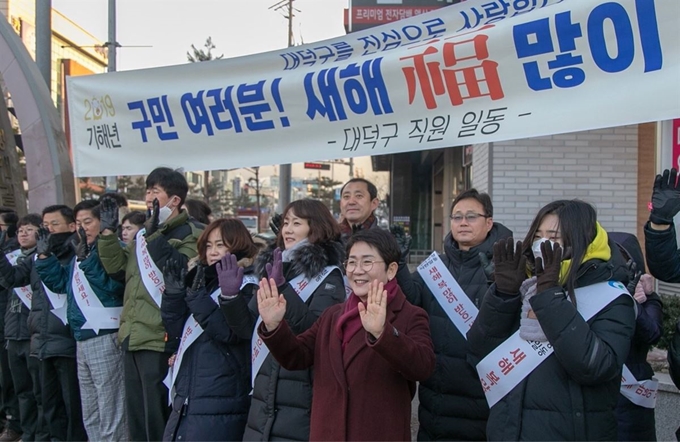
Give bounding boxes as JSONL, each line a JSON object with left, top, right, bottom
{"left": 0, "top": 341, "right": 21, "bottom": 433}
{"left": 125, "top": 350, "right": 171, "bottom": 442}
{"left": 6, "top": 340, "right": 42, "bottom": 441}
{"left": 40, "top": 357, "right": 86, "bottom": 441}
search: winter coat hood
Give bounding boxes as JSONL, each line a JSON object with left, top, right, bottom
{"left": 255, "top": 239, "right": 345, "bottom": 280}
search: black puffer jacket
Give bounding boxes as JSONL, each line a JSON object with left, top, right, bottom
{"left": 28, "top": 232, "right": 77, "bottom": 359}
{"left": 397, "top": 223, "right": 512, "bottom": 441}
{"left": 161, "top": 261, "right": 256, "bottom": 442}
{"left": 468, "top": 240, "right": 636, "bottom": 441}
{"left": 0, "top": 237, "right": 19, "bottom": 339}
{"left": 644, "top": 221, "right": 680, "bottom": 283}
{"left": 220, "top": 240, "right": 346, "bottom": 441}
{"left": 0, "top": 242, "right": 31, "bottom": 341}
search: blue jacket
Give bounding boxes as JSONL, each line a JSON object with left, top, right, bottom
{"left": 35, "top": 242, "right": 124, "bottom": 341}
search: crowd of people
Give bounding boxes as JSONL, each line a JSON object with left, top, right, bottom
{"left": 0, "top": 164, "right": 678, "bottom": 441}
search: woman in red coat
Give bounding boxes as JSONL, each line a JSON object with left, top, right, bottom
{"left": 257, "top": 229, "right": 435, "bottom": 441}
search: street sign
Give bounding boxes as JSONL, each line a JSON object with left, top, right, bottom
{"left": 304, "top": 162, "right": 331, "bottom": 171}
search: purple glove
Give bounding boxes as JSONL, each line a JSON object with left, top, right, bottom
{"left": 217, "top": 253, "right": 244, "bottom": 298}
{"left": 265, "top": 248, "right": 285, "bottom": 287}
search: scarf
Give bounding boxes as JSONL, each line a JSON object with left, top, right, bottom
{"left": 335, "top": 278, "right": 399, "bottom": 352}
{"left": 339, "top": 214, "right": 376, "bottom": 236}
{"left": 519, "top": 276, "right": 547, "bottom": 342}
{"left": 281, "top": 238, "right": 309, "bottom": 262}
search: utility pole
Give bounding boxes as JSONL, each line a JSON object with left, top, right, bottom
{"left": 35, "top": 0, "right": 51, "bottom": 90}
{"left": 105, "top": 0, "right": 119, "bottom": 192}
{"left": 270, "top": 0, "right": 296, "bottom": 212}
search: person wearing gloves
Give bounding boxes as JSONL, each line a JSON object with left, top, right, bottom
{"left": 220, "top": 198, "right": 346, "bottom": 441}
{"left": 467, "top": 199, "right": 636, "bottom": 441}
{"left": 96, "top": 167, "right": 203, "bottom": 441}
{"left": 160, "top": 218, "right": 258, "bottom": 441}
{"left": 34, "top": 200, "right": 127, "bottom": 442}
{"left": 396, "top": 189, "right": 512, "bottom": 441}
{"left": 257, "top": 228, "right": 435, "bottom": 441}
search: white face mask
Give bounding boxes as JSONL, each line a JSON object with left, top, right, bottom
{"left": 156, "top": 200, "right": 175, "bottom": 225}
{"left": 532, "top": 238, "right": 556, "bottom": 261}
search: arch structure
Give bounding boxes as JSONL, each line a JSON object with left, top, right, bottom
{"left": 0, "top": 12, "right": 75, "bottom": 211}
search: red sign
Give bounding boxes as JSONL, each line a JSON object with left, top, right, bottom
{"left": 673, "top": 119, "right": 680, "bottom": 170}
{"left": 304, "top": 162, "right": 331, "bottom": 170}
{"left": 344, "top": 6, "right": 440, "bottom": 25}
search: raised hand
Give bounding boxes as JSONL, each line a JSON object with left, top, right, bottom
{"left": 217, "top": 253, "right": 244, "bottom": 298}
{"left": 535, "top": 241, "right": 563, "bottom": 294}
{"left": 144, "top": 198, "right": 160, "bottom": 237}
{"left": 359, "top": 279, "right": 387, "bottom": 339}
{"left": 492, "top": 238, "right": 526, "bottom": 295}
{"left": 265, "top": 248, "right": 285, "bottom": 287}
{"left": 163, "top": 259, "right": 187, "bottom": 297}
{"left": 650, "top": 168, "right": 680, "bottom": 225}
{"left": 36, "top": 227, "right": 52, "bottom": 257}
{"left": 390, "top": 224, "right": 412, "bottom": 263}
{"left": 257, "top": 277, "right": 287, "bottom": 332}
{"left": 99, "top": 196, "right": 119, "bottom": 234}
{"left": 73, "top": 227, "right": 90, "bottom": 261}
{"left": 190, "top": 264, "right": 205, "bottom": 293}
{"left": 269, "top": 213, "right": 282, "bottom": 235}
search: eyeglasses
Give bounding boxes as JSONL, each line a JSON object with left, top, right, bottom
{"left": 344, "top": 259, "right": 385, "bottom": 272}
{"left": 17, "top": 227, "right": 38, "bottom": 236}
{"left": 42, "top": 221, "right": 64, "bottom": 228}
{"left": 450, "top": 213, "right": 488, "bottom": 224}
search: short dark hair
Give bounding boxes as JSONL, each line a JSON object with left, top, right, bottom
{"left": 73, "top": 200, "right": 101, "bottom": 220}
{"left": 42, "top": 205, "right": 75, "bottom": 224}
{"left": 101, "top": 192, "right": 128, "bottom": 207}
{"left": 275, "top": 199, "right": 341, "bottom": 248}
{"left": 345, "top": 228, "right": 400, "bottom": 268}
{"left": 450, "top": 189, "right": 493, "bottom": 218}
{"left": 341, "top": 178, "right": 378, "bottom": 200}
{"left": 17, "top": 213, "right": 43, "bottom": 229}
{"left": 1, "top": 212, "right": 18, "bottom": 226}
{"left": 122, "top": 210, "right": 146, "bottom": 227}
{"left": 146, "top": 167, "right": 189, "bottom": 207}
{"left": 0, "top": 206, "right": 15, "bottom": 214}
{"left": 185, "top": 199, "right": 212, "bottom": 225}
{"left": 198, "top": 218, "right": 259, "bottom": 263}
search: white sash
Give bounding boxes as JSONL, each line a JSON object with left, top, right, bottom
{"left": 6, "top": 250, "right": 32, "bottom": 309}
{"left": 135, "top": 228, "right": 164, "bottom": 308}
{"left": 417, "top": 252, "right": 478, "bottom": 335}
{"left": 251, "top": 265, "right": 339, "bottom": 387}
{"left": 163, "top": 275, "right": 260, "bottom": 404}
{"left": 620, "top": 365, "right": 658, "bottom": 408}
{"left": 476, "top": 281, "right": 630, "bottom": 407}
{"left": 71, "top": 264, "right": 122, "bottom": 334}
{"left": 32, "top": 255, "right": 68, "bottom": 325}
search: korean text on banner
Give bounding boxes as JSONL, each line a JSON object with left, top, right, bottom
{"left": 66, "top": 0, "right": 680, "bottom": 177}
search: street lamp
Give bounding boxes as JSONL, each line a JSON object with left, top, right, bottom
{"left": 245, "top": 167, "right": 261, "bottom": 233}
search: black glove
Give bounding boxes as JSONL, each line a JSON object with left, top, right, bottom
{"left": 189, "top": 264, "right": 206, "bottom": 293}
{"left": 145, "top": 198, "right": 160, "bottom": 237}
{"left": 492, "top": 238, "right": 526, "bottom": 295}
{"left": 71, "top": 227, "right": 90, "bottom": 261}
{"left": 625, "top": 259, "right": 642, "bottom": 295}
{"left": 36, "top": 227, "right": 52, "bottom": 256}
{"left": 0, "top": 230, "right": 6, "bottom": 248}
{"left": 269, "top": 213, "right": 282, "bottom": 235}
{"left": 536, "top": 241, "right": 563, "bottom": 294}
{"left": 479, "top": 252, "right": 495, "bottom": 283}
{"left": 162, "top": 259, "right": 187, "bottom": 297}
{"left": 650, "top": 168, "right": 680, "bottom": 225}
{"left": 99, "top": 197, "right": 119, "bottom": 234}
{"left": 389, "top": 224, "right": 412, "bottom": 263}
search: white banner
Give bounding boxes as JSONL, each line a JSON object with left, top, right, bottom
{"left": 65, "top": 0, "right": 680, "bottom": 177}
{"left": 620, "top": 364, "right": 658, "bottom": 409}
{"left": 477, "top": 281, "right": 629, "bottom": 407}
{"left": 135, "top": 228, "right": 164, "bottom": 308}
{"left": 6, "top": 251, "right": 32, "bottom": 309}
{"left": 71, "top": 263, "right": 122, "bottom": 334}
{"left": 42, "top": 283, "right": 68, "bottom": 326}
{"left": 251, "top": 266, "right": 338, "bottom": 388}
{"left": 417, "top": 251, "right": 477, "bottom": 334}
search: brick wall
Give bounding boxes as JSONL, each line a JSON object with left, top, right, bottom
{"left": 489, "top": 125, "right": 639, "bottom": 240}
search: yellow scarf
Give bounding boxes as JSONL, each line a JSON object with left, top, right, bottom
{"left": 559, "top": 222, "right": 611, "bottom": 283}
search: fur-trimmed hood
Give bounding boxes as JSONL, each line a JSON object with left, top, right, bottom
{"left": 255, "top": 239, "right": 345, "bottom": 280}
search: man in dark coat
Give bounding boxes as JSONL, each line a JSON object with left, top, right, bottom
{"left": 338, "top": 178, "right": 380, "bottom": 242}
{"left": 398, "top": 189, "right": 512, "bottom": 440}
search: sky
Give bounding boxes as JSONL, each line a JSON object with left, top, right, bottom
{"left": 50, "top": 0, "right": 389, "bottom": 196}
